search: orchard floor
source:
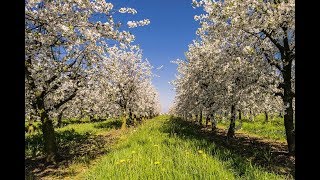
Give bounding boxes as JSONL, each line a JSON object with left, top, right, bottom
{"left": 25, "top": 115, "right": 295, "bottom": 179}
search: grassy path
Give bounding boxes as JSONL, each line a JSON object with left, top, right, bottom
{"left": 76, "top": 115, "right": 293, "bottom": 179}
{"left": 26, "top": 115, "right": 294, "bottom": 179}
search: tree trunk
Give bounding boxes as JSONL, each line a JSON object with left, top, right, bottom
{"left": 227, "top": 104, "right": 236, "bottom": 138}
{"left": 265, "top": 111, "right": 269, "bottom": 122}
{"left": 41, "top": 111, "right": 58, "bottom": 163}
{"left": 205, "top": 115, "right": 210, "bottom": 127}
{"left": 121, "top": 114, "right": 127, "bottom": 130}
{"left": 283, "top": 62, "right": 295, "bottom": 155}
{"left": 127, "top": 109, "right": 133, "bottom": 126}
{"left": 238, "top": 109, "right": 241, "bottom": 120}
{"left": 133, "top": 114, "right": 137, "bottom": 126}
{"left": 57, "top": 113, "right": 63, "bottom": 128}
{"left": 199, "top": 110, "right": 203, "bottom": 125}
{"left": 57, "top": 107, "right": 67, "bottom": 128}
{"left": 211, "top": 113, "right": 217, "bottom": 131}
{"left": 195, "top": 114, "right": 198, "bottom": 123}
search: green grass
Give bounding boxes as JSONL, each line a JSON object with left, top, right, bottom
{"left": 57, "top": 118, "right": 122, "bottom": 135}
{"left": 25, "top": 118, "right": 122, "bottom": 158}
{"left": 217, "top": 114, "right": 286, "bottom": 142}
{"left": 79, "top": 115, "right": 288, "bottom": 180}
{"left": 25, "top": 116, "right": 108, "bottom": 132}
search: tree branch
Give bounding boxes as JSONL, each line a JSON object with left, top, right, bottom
{"left": 263, "top": 52, "right": 282, "bottom": 71}
{"left": 262, "top": 30, "right": 284, "bottom": 56}
{"left": 50, "top": 88, "right": 79, "bottom": 111}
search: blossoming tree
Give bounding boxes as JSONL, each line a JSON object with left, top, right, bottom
{"left": 25, "top": 0, "right": 153, "bottom": 162}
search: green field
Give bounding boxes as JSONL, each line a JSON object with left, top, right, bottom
{"left": 79, "top": 115, "right": 290, "bottom": 179}
{"left": 26, "top": 115, "right": 293, "bottom": 179}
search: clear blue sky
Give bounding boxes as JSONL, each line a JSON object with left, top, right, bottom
{"left": 108, "top": 0, "right": 204, "bottom": 113}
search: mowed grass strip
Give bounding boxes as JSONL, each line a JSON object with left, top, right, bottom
{"left": 79, "top": 115, "right": 287, "bottom": 180}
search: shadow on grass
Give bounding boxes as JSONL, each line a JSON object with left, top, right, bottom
{"left": 25, "top": 129, "right": 117, "bottom": 179}
{"left": 161, "top": 116, "right": 295, "bottom": 178}
{"left": 93, "top": 120, "right": 122, "bottom": 129}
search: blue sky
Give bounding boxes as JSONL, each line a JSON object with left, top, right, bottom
{"left": 109, "top": 0, "right": 204, "bottom": 113}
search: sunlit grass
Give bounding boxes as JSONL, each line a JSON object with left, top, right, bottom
{"left": 217, "top": 114, "right": 286, "bottom": 142}
{"left": 79, "top": 115, "right": 287, "bottom": 180}
{"left": 25, "top": 118, "right": 122, "bottom": 158}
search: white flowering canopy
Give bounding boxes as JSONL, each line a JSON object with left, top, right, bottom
{"left": 171, "top": 0, "right": 294, "bottom": 117}
{"left": 25, "top": 0, "right": 159, "bottom": 121}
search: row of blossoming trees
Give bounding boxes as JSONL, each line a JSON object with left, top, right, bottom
{"left": 170, "top": 0, "right": 295, "bottom": 155}
{"left": 25, "top": 0, "right": 161, "bottom": 163}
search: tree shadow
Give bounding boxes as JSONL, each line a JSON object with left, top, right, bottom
{"left": 93, "top": 120, "right": 122, "bottom": 129}
{"left": 25, "top": 129, "right": 117, "bottom": 179}
{"left": 161, "top": 116, "right": 295, "bottom": 178}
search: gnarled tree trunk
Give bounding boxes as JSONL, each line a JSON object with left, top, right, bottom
{"left": 283, "top": 61, "right": 295, "bottom": 155}
{"left": 40, "top": 109, "right": 58, "bottom": 163}
{"left": 57, "top": 107, "right": 67, "bottom": 128}
{"left": 227, "top": 104, "right": 236, "bottom": 138}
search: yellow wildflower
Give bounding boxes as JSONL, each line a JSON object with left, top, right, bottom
{"left": 154, "top": 161, "right": 160, "bottom": 165}
{"left": 198, "top": 150, "right": 204, "bottom": 154}
{"left": 120, "top": 159, "right": 126, "bottom": 163}
{"left": 131, "top": 151, "right": 136, "bottom": 154}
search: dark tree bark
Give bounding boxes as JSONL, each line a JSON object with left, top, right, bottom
{"left": 199, "top": 110, "right": 203, "bottom": 125}
{"left": 262, "top": 26, "right": 295, "bottom": 155}
{"left": 205, "top": 115, "right": 210, "bottom": 127}
{"left": 57, "top": 113, "right": 63, "bottom": 128}
{"left": 127, "top": 109, "right": 133, "bottom": 126}
{"left": 238, "top": 109, "right": 242, "bottom": 120}
{"left": 57, "top": 107, "right": 67, "bottom": 128}
{"left": 249, "top": 109, "right": 253, "bottom": 121}
{"left": 264, "top": 111, "right": 269, "bottom": 122}
{"left": 227, "top": 104, "right": 236, "bottom": 138}
{"left": 211, "top": 113, "right": 217, "bottom": 131}
{"left": 41, "top": 113, "right": 58, "bottom": 163}
{"left": 283, "top": 61, "right": 295, "bottom": 155}
{"left": 35, "top": 95, "right": 59, "bottom": 163}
